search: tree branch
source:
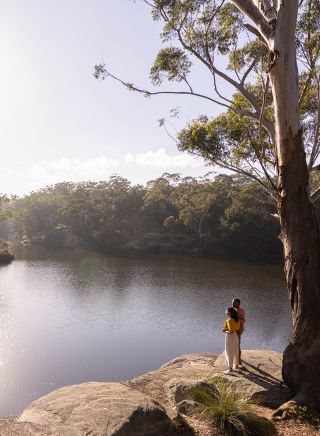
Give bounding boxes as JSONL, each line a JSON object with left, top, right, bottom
{"left": 149, "top": 4, "right": 276, "bottom": 140}
{"left": 257, "top": 75, "right": 277, "bottom": 192}
{"left": 308, "top": 77, "right": 320, "bottom": 169}
{"left": 231, "top": 0, "right": 273, "bottom": 43}
{"left": 95, "top": 66, "right": 231, "bottom": 109}
{"left": 299, "top": 71, "right": 312, "bottom": 107}
{"left": 254, "top": 0, "right": 277, "bottom": 21}
{"left": 173, "top": 25, "right": 276, "bottom": 140}
{"left": 95, "top": 64, "right": 277, "bottom": 140}
{"left": 243, "top": 23, "right": 268, "bottom": 46}
{"left": 241, "top": 55, "right": 260, "bottom": 85}
{"left": 216, "top": 159, "right": 277, "bottom": 200}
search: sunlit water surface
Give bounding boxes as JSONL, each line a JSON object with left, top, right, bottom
{"left": 0, "top": 249, "right": 290, "bottom": 416}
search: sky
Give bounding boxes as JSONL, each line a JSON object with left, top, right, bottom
{"left": 0, "top": 0, "right": 229, "bottom": 196}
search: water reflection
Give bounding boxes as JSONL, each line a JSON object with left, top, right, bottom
{"left": 0, "top": 250, "right": 290, "bottom": 417}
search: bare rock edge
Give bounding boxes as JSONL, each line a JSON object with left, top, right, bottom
{"left": 0, "top": 350, "right": 290, "bottom": 435}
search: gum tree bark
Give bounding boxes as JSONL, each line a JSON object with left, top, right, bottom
{"left": 220, "top": 0, "right": 320, "bottom": 405}
{"left": 267, "top": 2, "right": 320, "bottom": 405}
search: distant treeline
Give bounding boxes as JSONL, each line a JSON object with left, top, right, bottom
{"left": 0, "top": 173, "right": 291, "bottom": 262}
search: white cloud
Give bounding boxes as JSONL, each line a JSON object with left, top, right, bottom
{"left": 124, "top": 148, "right": 204, "bottom": 169}
{"left": 28, "top": 156, "right": 120, "bottom": 185}
{"left": 26, "top": 149, "right": 207, "bottom": 191}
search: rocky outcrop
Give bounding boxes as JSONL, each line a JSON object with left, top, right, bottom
{"left": 0, "top": 350, "right": 289, "bottom": 435}
{"left": 165, "top": 350, "right": 291, "bottom": 423}
{"left": 214, "top": 349, "right": 290, "bottom": 407}
{"left": 17, "top": 382, "right": 185, "bottom": 436}
{"left": 124, "top": 352, "right": 217, "bottom": 417}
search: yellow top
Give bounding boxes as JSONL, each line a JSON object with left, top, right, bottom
{"left": 224, "top": 318, "right": 240, "bottom": 333}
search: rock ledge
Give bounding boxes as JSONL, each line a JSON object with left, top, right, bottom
{"left": 0, "top": 350, "right": 288, "bottom": 435}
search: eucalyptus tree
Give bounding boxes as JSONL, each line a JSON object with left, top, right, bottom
{"left": 171, "top": 176, "right": 216, "bottom": 245}
{"left": 95, "top": 0, "right": 320, "bottom": 408}
{"left": 145, "top": 174, "right": 217, "bottom": 244}
{"left": 144, "top": 173, "right": 180, "bottom": 228}
{"left": 220, "top": 179, "right": 280, "bottom": 258}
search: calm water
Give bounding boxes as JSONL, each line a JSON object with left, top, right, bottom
{"left": 0, "top": 249, "right": 290, "bottom": 417}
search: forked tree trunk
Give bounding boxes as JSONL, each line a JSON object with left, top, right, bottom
{"left": 269, "top": 3, "right": 320, "bottom": 405}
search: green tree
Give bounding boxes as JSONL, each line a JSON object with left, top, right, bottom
{"left": 96, "top": 0, "right": 320, "bottom": 407}
{"left": 172, "top": 176, "right": 216, "bottom": 246}
{"left": 143, "top": 173, "right": 180, "bottom": 230}
{"left": 12, "top": 187, "right": 67, "bottom": 246}
{"left": 220, "top": 178, "right": 280, "bottom": 260}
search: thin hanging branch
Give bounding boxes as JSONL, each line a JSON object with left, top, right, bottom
{"left": 94, "top": 66, "right": 231, "bottom": 109}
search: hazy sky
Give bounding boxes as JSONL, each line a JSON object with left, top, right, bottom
{"left": 0, "top": 0, "right": 228, "bottom": 195}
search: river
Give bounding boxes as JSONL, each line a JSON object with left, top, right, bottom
{"left": 0, "top": 248, "right": 290, "bottom": 416}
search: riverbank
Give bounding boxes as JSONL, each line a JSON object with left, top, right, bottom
{"left": 1, "top": 350, "right": 318, "bottom": 435}
{"left": 13, "top": 237, "right": 283, "bottom": 265}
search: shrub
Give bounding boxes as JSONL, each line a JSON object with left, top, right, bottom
{"left": 0, "top": 241, "right": 14, "bottom": 265}
{"left": 191, "top": 376, "right": 275, "bottom": 436}
{"left": 287, "top": 404, "right": 320, "bottom": 427}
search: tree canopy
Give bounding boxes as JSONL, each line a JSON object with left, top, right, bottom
{"left": 9, "top": 174, "right": 281, "bottom": 261}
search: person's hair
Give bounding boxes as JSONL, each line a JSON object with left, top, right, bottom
{"left": 233, "top": 298, "right": 241, "bottom": 305}
{"left": 227, "top": 307, "right": 239, "bottom": 322}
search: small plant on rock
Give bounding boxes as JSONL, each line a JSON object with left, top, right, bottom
{"left": 191, "top": 376, "right": 275, "bottom": 436}
{"left": 287, "top": 404, "right": 320, "bottom": 427}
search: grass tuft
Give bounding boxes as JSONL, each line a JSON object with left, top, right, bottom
{"left": 191, "top": 376, "right": 275, "bottom": 436}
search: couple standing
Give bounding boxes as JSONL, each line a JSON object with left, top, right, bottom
{"left": 223, "top": 298, "right": 245, "bottom": 375}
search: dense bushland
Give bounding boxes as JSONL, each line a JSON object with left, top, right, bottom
{"left": 6, "top": 174, "right": 284, "bottom": 262}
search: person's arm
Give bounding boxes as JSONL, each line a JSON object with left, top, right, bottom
{"left": 238, "top": 308, "right": 245, "bottom": 322}
{"left": 223, "top": 320, "right": 228, "bottom": 332}
{"left": 242, "top": 309, "right": 246, "bottom": 322}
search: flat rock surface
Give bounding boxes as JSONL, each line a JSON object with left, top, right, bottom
{"left": 2, "top": 382, "right": 183, "bottom": 436}
{"left": 214, "top": 349, "right": 289, "bottom": 407}
{"left": 124, "top": 352, "right": 217, "bottom": 416}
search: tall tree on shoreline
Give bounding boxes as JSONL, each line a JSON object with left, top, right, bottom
{"left": 95, "top": 0, "right": 320, "bottom": 410}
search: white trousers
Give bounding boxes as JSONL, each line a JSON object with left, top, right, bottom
{"left": 225, "top": 332, "right": 239, "bottom": 368}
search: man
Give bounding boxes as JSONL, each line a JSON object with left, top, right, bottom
{"left": 232, "top": 298, "right": 245, "bottom": 368}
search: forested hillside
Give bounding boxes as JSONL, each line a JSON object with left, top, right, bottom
{"left": 4, "top": 173, "right": 287, "bottom": 262}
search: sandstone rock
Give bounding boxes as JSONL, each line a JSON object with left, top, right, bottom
{"left": 164, "top": 379, "right": 214, "bottom": 417}
{"left": 0, "top": 417, "right": 44, "bottom": 436}
{"left": 213, "top": 349, "right": 291, "bottom": 407}
{"left": 162, "top": 350, "right": 290, "bottom": 419}
{"left": 16, "top": 382, "right": 185, "bottom": 436}
{"left": 124, "top": 352, "right": 217, "bottom": 417}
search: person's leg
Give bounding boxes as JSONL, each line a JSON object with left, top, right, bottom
{"left": 224, "top": 334, "right": 233, "bottom": 373}
{"left": 237, "top": 331, "right": 243, "bottom": 364}
{"left": 234, "top": 334, "right": 240, "bottom": 369}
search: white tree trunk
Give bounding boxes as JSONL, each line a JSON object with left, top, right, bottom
{"left": 269, "top": 1, "right": 320, "bottom": 405}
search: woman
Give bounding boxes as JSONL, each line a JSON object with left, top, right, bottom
{"left": 223, "top": 307, "right": 240, "bottom": 374}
